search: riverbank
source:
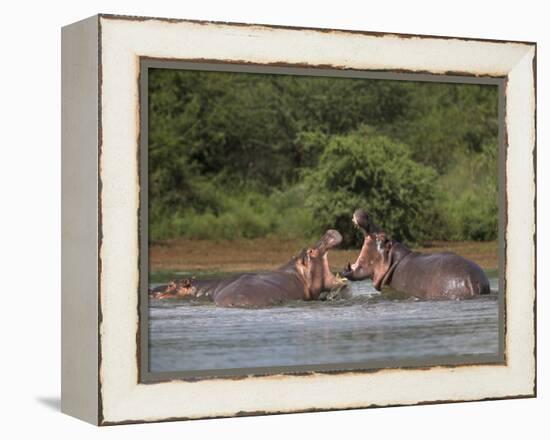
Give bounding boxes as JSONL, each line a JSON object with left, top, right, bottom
{"left": 150, "top": 237, "right": 498, "bottom": 275}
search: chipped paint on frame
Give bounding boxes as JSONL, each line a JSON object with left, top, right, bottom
{"left": 94, "top": 14, "right": 536, "bottom": 425}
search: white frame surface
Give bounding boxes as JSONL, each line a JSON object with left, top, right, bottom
{"left": 61, "top": 14, "right": 536, "bottom": 425}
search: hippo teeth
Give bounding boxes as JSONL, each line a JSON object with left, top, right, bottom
{"left": 336, "top": 273, "right": 348, "bottom": 283}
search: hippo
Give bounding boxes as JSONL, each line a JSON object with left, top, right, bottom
{"left": 150, "top": 230, "right": 347, "bottom": 307}
{"left": 342, "top": 210, "right": 490, "bottom": 300}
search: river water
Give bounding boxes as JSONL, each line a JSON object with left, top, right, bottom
{"left": 148, "top": 274, "right": 500, "bottom": 374}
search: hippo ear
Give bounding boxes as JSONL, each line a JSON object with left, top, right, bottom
{"left": 372, "top": 240, "right": 394, "bottom": 291}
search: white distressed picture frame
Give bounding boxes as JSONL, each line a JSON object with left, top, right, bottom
{"left": 61, "top": 14, "right": 536, "bottom": 425}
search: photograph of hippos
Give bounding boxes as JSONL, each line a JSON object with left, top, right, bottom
{"left": 150, "top": 229, "right": 347, "bottom": 307}
{"left": 342, "top": 209, "right": 491, "bottom": 300}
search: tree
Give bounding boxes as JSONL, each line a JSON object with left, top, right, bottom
{"left": 304, "top": 130, "right": 438, "bottom": 245}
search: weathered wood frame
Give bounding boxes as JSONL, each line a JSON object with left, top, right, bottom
{"left": 61, "top": 14, "right": 536, "bottom": 425}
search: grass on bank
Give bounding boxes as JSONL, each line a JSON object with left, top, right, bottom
{"left": 149, "top": 237, "right": 498, "bottom": 283}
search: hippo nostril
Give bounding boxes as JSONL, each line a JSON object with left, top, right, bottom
{"left": 325, "top": 229, "right": 343, "bottom": 246}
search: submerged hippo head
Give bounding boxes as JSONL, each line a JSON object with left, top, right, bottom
{"left": 295, "top": 229, "right": 346, "bottom": 299}
{"left": 342, "top": 232, "right": 397, "bottom": 290}
{"left": 150, "top": 278, "right": 196, "bottom": 299}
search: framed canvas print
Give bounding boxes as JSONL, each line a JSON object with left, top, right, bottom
{"left": 61, "top": 14, "right": 536, "bottom": 425}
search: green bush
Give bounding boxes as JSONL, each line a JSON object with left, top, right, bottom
{"left": 148, "top": 184, "right": 316, "bottom": 242}
{"left": 148, "top": 69, "right": 499, "bottom": 244}
{"left": 303, "top": 130, "right": 439, "bottom": 245}
{"left": 433, "top": 147, "right": 498, "bottom": 241}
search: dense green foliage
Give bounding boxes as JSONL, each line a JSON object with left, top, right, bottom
{"left": 149, "top": 69, "right": 498, "bottom": 245}
{"left": 303, "top": 131, "right": 438, "bottom": 245}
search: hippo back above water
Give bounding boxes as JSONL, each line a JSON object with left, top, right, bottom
{"left": 151, "top": 230, "right": 347, "bottom": 307}
{"left": 343, "top": 210, "right": 490, "bottom": 300}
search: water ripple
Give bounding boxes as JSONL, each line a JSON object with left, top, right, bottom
{"left": 149, "top": 277, "right": 500, "bottom": 372}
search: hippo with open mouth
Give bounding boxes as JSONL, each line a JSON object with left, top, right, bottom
{"left": 342, "top": 209, "right": 490, "bottom": 300}
{"left": 150, "top": 230, "right": 347, "bottom": 307}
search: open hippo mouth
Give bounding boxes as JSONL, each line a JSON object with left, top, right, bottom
{"left": 343, "top": 210, "right": 383, "bottom": 280}
{"left": 310, "top": 229, "right": 347, "bottom": 294}
{"left": 342, "top": 231, "right": 378, "bottom": 281}
{"left": 352, "top": 208, "right": 380, "bottom": 235}
{"left": 313, "top": 229, "right": 343, "bottom": 254}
